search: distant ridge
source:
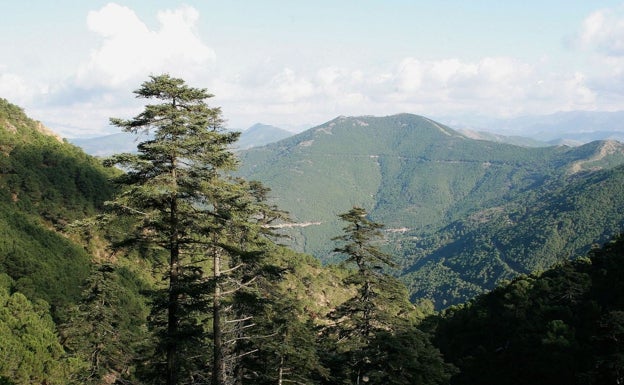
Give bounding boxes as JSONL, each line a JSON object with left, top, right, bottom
{"left": 442, "top": 110, "right": 624, "bottom": 144}
{"left": 458, "top": 128, "right": 549, "bottom": 147}
{"left": 235, "top": 123, "right": 293, "bottom": 150}
{"left": 70, "top": 132, "right": 149, "bottom": 156}
{"left": 70, "top": 123, "right": 294, "bottom": 156}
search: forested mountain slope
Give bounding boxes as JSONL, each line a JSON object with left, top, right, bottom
{"left": 0, "top": 98, "right": 118, "bottom": 307}
{"left": 237, "top": 114, "right": 624, "bottom": 307}
{"left": 429, "top": 233, "right": 624, "bottom": 385}
{"left": 2, "top": 96, "right": 448, "bottom": 384}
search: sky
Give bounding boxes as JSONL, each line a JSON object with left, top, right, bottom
{"left": 2, "top": 1, "right": 624, "bottom": 138}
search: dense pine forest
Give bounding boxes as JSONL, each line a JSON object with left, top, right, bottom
{"left": 1, "top": 75, "right": 624, "bottom": 384}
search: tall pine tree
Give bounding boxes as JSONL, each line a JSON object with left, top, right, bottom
{"left": 105, "top": 74, "right": 284, "bottom": 385}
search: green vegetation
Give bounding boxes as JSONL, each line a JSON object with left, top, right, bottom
{"left": 429, "top": 233, "right": 624, "bottom": 385}
{"left": 2, "top": 82, "right": 624, "bottom": 384}
{"left": 59, "top": 263, "right": 149, "bottom": 383}
{"left": 237, "top": 114, "right": 624, "bottom": 307}
{"left": 0, "top": 274, "right": 80, "bottom": 384}
{"left": 400, "top": 162, "right": 624, "bottom": 307}
{"left": 103, "top": 75, "right": 296, "bottom": 385}
{"left": 320, "top": 207, "right": 455, "bottom": 384}
{"left": 0, "top": 98, "right": 117, "bottom": 309}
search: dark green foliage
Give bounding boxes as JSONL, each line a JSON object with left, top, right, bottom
{"left": 60, "top": 263, "right": 149, "bottom": 384}
{"left": 430, "top": 234, "right": 624, "bottom": 385}
{"left": 0, "top": 98, "right": 116, "bottom": 311}
{"left": 321, "top": 208, "right": 455, "bottom": 385}
{"left": 105, "top": 74, "right": 240, "bottom": 385}
{"left": 0, "top": 201, "right": 91, "bottom": 308}
{"left": 366, "top": 328, "right": 457, "bottom": 385}
{"left": 0, "top": 98, "right": 116, "bottom": 223}
{"left": 0, "top": 274, "right": 79, "bottom": 384}
{"left": 239, "top": 293, "right": 329, "bottom": 385}
{"left": 105, "top": 75, "right": 292, "bottom": 385}
{"left": 402, "top": 163, "right": 624, "bottom": 307}
{"left": 327, "top": 208, "right": 397, "bottom": 346}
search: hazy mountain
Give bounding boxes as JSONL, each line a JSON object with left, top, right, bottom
{"left": 69, "top": 131, "right": 149, "bottom": 157}
{"left": 4, "top": 97, "right": 622, "bottom": 385}
{"left": 235, "top": 123, "right": 293, "bottom": 150}
{"left": 439, "top": 110, "right": 624, "bottom": 144}
{"left": 457, "top": 129, "right": 549, "bottom": 147}
{"left": 9, "top": 100, "right": 624, "bottom": 308}
{"left": 237, "top": 114, "right": 624, "bottom": 307}
{"left": 69, "top": 123, "right": 293, "bottom": 156}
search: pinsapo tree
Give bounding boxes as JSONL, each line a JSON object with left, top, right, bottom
{"left": 324, "top": 207, "right": 454, "bottom": 385}
{"left": 105, "top": 74, "right": 285, "bottom": 385}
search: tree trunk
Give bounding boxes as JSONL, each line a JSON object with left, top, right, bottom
{"left": 166, "top": 161, "right": 181, "bottom": 385}
{"left": 167, "top": 198, "right": 180, "bottom": 385}
{"left": 213, "top": 248, "right": 225, "bottom": 385}
{"left": 277, "top": 356, "right": 284, "bottom": 385}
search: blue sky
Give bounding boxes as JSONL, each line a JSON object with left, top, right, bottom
{"left": 2, "top": 1, "right": 624, "bottom": 137}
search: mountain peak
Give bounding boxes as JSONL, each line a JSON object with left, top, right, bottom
{"left": 236, "top": 123, "right": 293, "bottom": 150}
{"left": 298, "top": 114, "right": 466, "bottom": 146}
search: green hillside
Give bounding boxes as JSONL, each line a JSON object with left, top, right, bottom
{"left": 0, "top": 98, "right": 117, "bottom": 308}
{"left": 400, "top": 162, "right": 624, "bottom": 306}
{"left": 237, "top": 114, "right": 624, "bottom": 307}
{"left": 0, "top": 95, "right": 450, "bottom": 384}
{"left": 429, "top": 233, "right": 624, "bottom": 385}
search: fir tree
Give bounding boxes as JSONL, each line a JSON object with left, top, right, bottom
{"left": 105, "top": 74, "right": 286, "bottom": 385}
{"left": 324, "top": 207, "right": 454, "bottom": 385}
{"left": 60, "top": 263, "right": 147, "bottom": 384}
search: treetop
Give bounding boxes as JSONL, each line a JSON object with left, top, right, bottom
{"left": 134, "top": 74, "right": 213, "bottom": 103}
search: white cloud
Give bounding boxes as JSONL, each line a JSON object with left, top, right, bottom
{"left": 210, "top": 52, "right": 612, "bottom": 129}
{"left": 395, "top": 58, "right": 424, "bottom": 92}
{"left": 380, "top": 57, "right": 537, "bottom": 116}
{"left": 271, "top": 68, "right": 316, "bottom": 102}
{"left": 0, "top": 72, "right": 40, "bottom": 105}
{"left": 8, "top": 2, "right": 624, "bottom": 138}
{"left": 75, "top": 3, "right": 215, "bottom": 89}
{"left": 579, "top": 6, "right": 624, "bottom": 56}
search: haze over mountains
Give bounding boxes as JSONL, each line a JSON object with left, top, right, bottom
{"left": 62, "top": 109, "right": 624, "bottom": 307}
{"left": 70, "top": 110, "right": 624, "bottom": 157}
{"left": 69, "top": 122, "right": 293, "bottom": 156}
{"left": 437, "top": 110, "right": 624, "bottom": 145}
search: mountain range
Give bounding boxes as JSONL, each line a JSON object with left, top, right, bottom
{"left": 69, "top": 110, "right": 624, "bottom": 159}
{"left": 438, "top": 110, "right": 624, "bottom": 144}
{"left": 237, "top": 114, "right": 624, "bottom": 307}
{"left": 69, "top": 123, "right": 294, "bottom": 157}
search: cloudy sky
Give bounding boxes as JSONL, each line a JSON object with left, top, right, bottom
{"left": 2, "top": 1, "right": 624, "bottom": 137}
